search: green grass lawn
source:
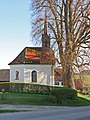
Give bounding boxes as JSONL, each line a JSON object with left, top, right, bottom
{"left": 75, "top": 74, "right": 90, "bottom": 86}
{"left": 0, "top": 92, "right": 90, "bottom": 106}
{"left": 0, "top": 93, "right": 50, "bottom": 105}
{"left": 0, "top": 110, "right": 26, "bottom": 113}
{"left": 83, "top": 75, "right": 90, "bottom": 86}
{"left": 75, "top": 75, "right": 90, "bottom": 82}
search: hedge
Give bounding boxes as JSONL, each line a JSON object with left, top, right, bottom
{"left": 0, "top": 82, "right": 51, "bottom": 94}
{"left": 50, "top": 87, "right": 77, "bottom": 103}
{"left": 0, "top": 83, "right": 77, "bottom": 101}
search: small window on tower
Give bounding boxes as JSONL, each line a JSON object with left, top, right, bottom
{"left": 15, "top": 71, "right": 19, "bottom": 80}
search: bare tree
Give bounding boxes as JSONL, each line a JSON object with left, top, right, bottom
{"left": 31, "top": 0, "right": 90, "bottom": 88}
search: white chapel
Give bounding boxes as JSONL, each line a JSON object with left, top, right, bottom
{"left": 8, "top": 18, "right": 55, "bottom": 86}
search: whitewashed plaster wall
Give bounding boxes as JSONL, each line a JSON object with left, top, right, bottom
{"left": 10, "top": 64, "right": 54, "bottom": 86}
{"left": 10, "top": 65, "right": 24, "bottom": 83}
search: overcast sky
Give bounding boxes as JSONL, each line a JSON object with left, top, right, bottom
{"left": 0, "top": 0, "right": 34, "bottom": 69}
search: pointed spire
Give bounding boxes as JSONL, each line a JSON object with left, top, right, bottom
{"left": 44, "top": 10, "right": 48, "bottom": 35}
{"left": 42, "top": 10, "right": 50, "bottom": 50}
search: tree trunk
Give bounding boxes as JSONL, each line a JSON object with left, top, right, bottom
{"left": 66, "top": 64, "right": 75, "bottom": 88}
{"left": 61, "top": 52, "right": 75, "bottom": 88}
{"left": 61, "top": 64, "right": 75, "bottom": 88}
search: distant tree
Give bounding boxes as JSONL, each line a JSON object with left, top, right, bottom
{"left": 31, "top": 0, "right": 90, "bottom": 88}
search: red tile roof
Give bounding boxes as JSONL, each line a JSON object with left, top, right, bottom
{"left": 8, "top": 47, "right": 55, "bottom": 65}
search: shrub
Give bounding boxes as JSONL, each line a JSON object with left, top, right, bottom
{"left": 0, "top": 82, "right": 51, "bottom": 94}
{"left": 50, "top": 87, "right": 77, "bottom": 103}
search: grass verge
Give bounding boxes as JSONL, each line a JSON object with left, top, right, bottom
{"left": 0, "top": 92, "right": 90, "bottom": 106}
{"left": 0, "top": 110, "right": 28, "bottom": 113}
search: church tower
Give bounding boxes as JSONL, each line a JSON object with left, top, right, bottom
{"left": 42, "top": 12, "right": 50, "bottom": 51}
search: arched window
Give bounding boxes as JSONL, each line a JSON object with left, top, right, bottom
{"left": 15, "top": 71, "right": 19, "bottom": 80}
{"left": 32, "top": 70, "right": 37, "bottom": 82}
